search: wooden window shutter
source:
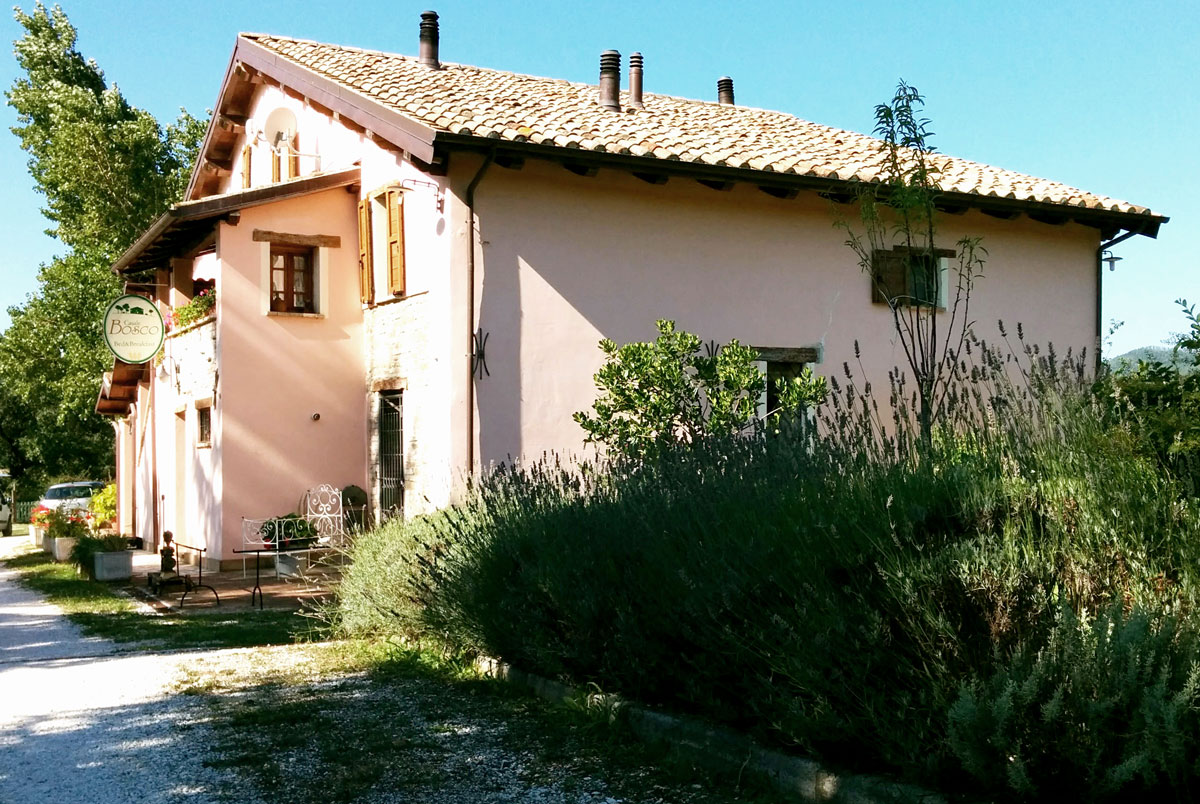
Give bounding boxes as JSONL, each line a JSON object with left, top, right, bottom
{"left": 288, "top": 134, "right": 300, "bottom": 179}
{"left": 271, "top": 150, "right": 281, "bottom": 183}
{"left": 358, "top": 199, "right": 374, "bottom": 305}
{"left": 871, "top": 250, "right": 906, "bottom": 304}
{"left": 241, "top": 144, "right": 252, "bottom": 189}
{"left": 386, "top": 190, "right": 405, "bottom": 296}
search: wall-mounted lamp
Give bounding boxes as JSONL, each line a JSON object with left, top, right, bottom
{"left": 400, "top": 178, "right": 445, "bottom": 213}
{"left": 1102, "top": 251, "right": 1124, "bottom": 272}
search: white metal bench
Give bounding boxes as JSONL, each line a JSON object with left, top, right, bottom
{"left": 241, "top": 484, "right": 346, "bottom": 577}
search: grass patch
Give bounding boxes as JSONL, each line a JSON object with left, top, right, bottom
{"left": 3, "top": 549, "right": 318, "bottom": 650}
{"left": 190, "top": 640, "right": 788, "bottom": 804}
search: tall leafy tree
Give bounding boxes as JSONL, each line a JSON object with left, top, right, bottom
{"left": 0, "top": 2, "right": 206, "bottom": 493}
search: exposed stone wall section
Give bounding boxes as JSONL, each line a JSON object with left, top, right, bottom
{"left": 365, "top": 295, "right": 449, "bottom": 520}
{"left": 166, "top": 318, "right": 217, "bottom": 401}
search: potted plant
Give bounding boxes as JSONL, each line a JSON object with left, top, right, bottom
{"left": 170, "top": 288, "right": 216, "bottom": 331}
{"left": 30, "top": 507, "right": 51, "bottom": 551}
{"left": 259, "top": 513, "right": 318, "bottom": 551}
{"left": 260, "top": 514, "right": 318, "bottom": 576}
{"left": 70, "top": 533, "right": 133, "bottom": 581}
{"left": 88, "top": 483, "right": 118, "bottom": 533}
{"left": 44, "top": 508, "right": 89, "bottom": 562}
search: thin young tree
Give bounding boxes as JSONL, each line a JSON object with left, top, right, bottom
{"left": 838, "top": 81, "right": 986, "bottom": 449}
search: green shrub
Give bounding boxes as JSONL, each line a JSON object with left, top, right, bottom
{"left": 949, "top": 605, "right": 1200, "bottom": 801}
{"left": 1106, "top": 300, "right": 1200, "bottom": 493}
{"left": 333, "top": 514, "right": 436, "bottom": 639}
{"left": 335, "top": 333, "right": 1200, "bottom": 799}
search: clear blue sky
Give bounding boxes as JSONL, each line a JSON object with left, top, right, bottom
{"left": 1, "top": 0, "right": 1195, "bottom": 355}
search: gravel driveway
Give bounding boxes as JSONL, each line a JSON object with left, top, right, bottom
{"left": 0, "top": 539, "right": 780, "bottom": 804}
{"left": 0, "top": 540, "right": 240, "bottom": 804}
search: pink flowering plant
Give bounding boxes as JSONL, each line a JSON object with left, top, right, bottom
{"left": 169, "top": 288, "right": 216, "bottom": 331}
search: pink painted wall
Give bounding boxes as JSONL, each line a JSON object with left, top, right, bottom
{"left": 465, "top": 159, "right": 1099, "bottom": 465}
{"left": 214, "top": 187, "right": 366, "bottom": 560}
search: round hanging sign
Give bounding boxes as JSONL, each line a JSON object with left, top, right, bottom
{"left": 102, "top": 294, "right": 165, "bottom": 364}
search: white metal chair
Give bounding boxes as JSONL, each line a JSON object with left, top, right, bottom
{"left": 303, "top": 484, "right": 344, "bottom": 545}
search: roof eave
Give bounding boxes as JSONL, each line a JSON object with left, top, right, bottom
{"left": 183, "top": 46, "right": 244, "bottom": 201}
{"left": 94, "top": 359, "right": 148, "bottom": 417}
{"left": 113, "top": 166, "right": 361, "bottom": 276}
{"left": 431, "top": 132, "right": 1166, "bottom": 239}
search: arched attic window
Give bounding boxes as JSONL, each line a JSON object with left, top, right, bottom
{"left": 264, "top": 107, "right": 299, "bottom": 183}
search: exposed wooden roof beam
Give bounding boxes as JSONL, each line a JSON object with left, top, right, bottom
{"left": 760, "top": 185, "right": 799, "bottom": 200}
{"left": 203, "top": 157, "right": 232, "bottom": 176}
{"left": 633, "top": 172, "right": 668, "bottom": 185}
{"left": 216, "top": 114, "right": 247, "bottom": 134}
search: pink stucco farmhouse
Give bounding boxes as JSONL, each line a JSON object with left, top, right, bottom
{"left": 95, "top": 12, "right": 1166, "bottom": 567}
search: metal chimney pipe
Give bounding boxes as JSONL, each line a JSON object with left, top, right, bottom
{"left": 419, "top": 10, "right": 440, "bottom": 68}
{"left": 629, "top": 52, "right": 644, "bottom": 109}
{"left": 599, "top": 50, "right": 621, "bottom": 111}
{"left": 717, "top": 76, "right": 735, "bottom": 105}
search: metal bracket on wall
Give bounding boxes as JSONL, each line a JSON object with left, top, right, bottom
{"left": 471, "top": 328, "right": 490, "bottom": 379}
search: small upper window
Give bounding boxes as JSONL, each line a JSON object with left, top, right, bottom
{"left": 871, "top": 247, "right": 952, "bottom": 309}
{"left": 197, "top": 406, "right": 212, "bottom": 447}
{"left": 270, "top": 245, "right": 315, "bottom": 313}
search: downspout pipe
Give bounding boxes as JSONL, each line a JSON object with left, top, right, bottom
{"left": 464, "top": 149, "right": 495, "bottom": 475}
{"left": 1095, "top": 229, "right": 1138, "bottom": 373}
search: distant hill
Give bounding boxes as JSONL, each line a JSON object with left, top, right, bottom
{"left": 1109, "top": 345, "right": 1197, "bottom": 374}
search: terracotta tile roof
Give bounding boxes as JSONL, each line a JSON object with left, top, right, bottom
{"left": 244, "top": 34, "right": 1159, "bottom": 220}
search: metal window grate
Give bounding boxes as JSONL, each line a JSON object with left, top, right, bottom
{"left": 378, "top": 391, "right": 404, "bottom": 514}
{"left": 197, "top": 406, "right": 211, "bottom": 445}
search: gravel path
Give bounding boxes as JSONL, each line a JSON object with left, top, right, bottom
{"left": 0, "top": 539, "right": 240, "bottom": 804}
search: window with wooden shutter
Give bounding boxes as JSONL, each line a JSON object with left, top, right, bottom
{"left": 287, "top": 133, "right": 300, "bottom": 179}
{"left": 871, "top": 249, "right": 907, "bottom": 305}
{"left": 386, "top": 190, "right": 405, "bottom": 296}
{"left": 871, "top": 247, "right": 953, "bottom": 308}
{"left": 358, "top": 198, "right": 374, "bottom": 305}
{"left": 271, "top": 150, "right": 281, "bottom": 183}
{"left": 241, "top": 144, "right": 252, "bottom": 189}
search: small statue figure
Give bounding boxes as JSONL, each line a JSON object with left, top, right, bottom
{"left": 160, "top": 530, "right": 177, "bottom": 574}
